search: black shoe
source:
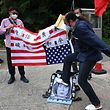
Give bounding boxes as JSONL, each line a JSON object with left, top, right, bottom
{"left": 8, "top": 77, "right": 15, "bottom": 84}
{"left": 42, "top": 91, "right": 50, "bottom": 98}
{"left": 20, "top": 76, "right": 29, "bottom": 83}
{"left": 0, "top": 59, "right": 3, "bottom": 63}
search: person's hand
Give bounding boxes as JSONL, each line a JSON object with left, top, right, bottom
{"left": 18, "top": 25, "right": 23, "bottom": 28}
{"left": 5, "top": 24, "right": 14, "bottom": 30}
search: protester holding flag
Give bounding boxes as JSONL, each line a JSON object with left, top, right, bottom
{"left": 58, "top": 11, "right": 110, "bottom": 110}
{"left": 0, "top": 7, "right": 29, "bottom": 84}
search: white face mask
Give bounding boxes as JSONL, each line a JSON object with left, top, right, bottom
{"left": 66, "top": 25, "right": 71, "bottom": 31}
{"left": 11, "top": 14, "right": 18, "bottom": 19}
{"left": 75, "top": 13, "right": 81, "bottom": 17}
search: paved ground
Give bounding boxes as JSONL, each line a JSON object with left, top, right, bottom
{"left": 0, "top": 50, "right": 110, "bottom": 110}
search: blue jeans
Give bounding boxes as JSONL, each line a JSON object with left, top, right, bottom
{"left": 62, "top": 53, "right": 100, "bottom": 106}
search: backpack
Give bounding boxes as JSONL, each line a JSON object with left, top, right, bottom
{"left": 43, "top": 70, "right": 81, "bottom": 105}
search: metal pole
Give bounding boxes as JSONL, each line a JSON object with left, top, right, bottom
{"left": 71, "top": 0, "right": 75, "bottom": 11}
{"left": 72, "top": 0, "right": 74, "bottom": 9}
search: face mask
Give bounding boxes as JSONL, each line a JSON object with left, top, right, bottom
{"left": 66, "top": 25, "right": 71, "bottom": 31}
{"left": 11, "top": 14, "right": 18, "bottom": 19}
{"left": 75, "top": 13, "right": 80, "bottom": 17}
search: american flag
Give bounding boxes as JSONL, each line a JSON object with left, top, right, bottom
{"left": 11, "top": 25, "right": 74, "bottom": 66}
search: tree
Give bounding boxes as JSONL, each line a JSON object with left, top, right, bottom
{"left": 74, "top": 0, "right": 94, "bottom": 8}
{"left": 102, "top": 4, "right": 110, "bottom": 39}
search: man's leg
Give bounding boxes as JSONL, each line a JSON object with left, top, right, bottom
{"left": 62, "top": 52, "right": 78, "bottom": 84}
{"left": 6, "top": 47, "right": 15, "bottom": 84}
{"left": 78, "top": 61, "right": 100, "bottom": 106}
{"left": 18, "top": 66, "right": 29, "bottom": 83}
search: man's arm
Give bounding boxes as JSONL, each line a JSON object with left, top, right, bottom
{"left": 0, "top": 19, "right": 13, "bottom": 35}
{"left": 75, "top": 23, "right": 110, "bottom": 57}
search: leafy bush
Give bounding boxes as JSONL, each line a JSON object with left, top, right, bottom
{"left": 102, "top": 4, "right": 110, "bottom": 40}
{"left": 0, "top": 39, "right": 5, "bottom": 48}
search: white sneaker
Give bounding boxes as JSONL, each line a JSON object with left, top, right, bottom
{"left": 56, "top": 78, "right": 68, "bottom": 86}
{"left": 85, "top": 104, "right": 102, "bottom": 110}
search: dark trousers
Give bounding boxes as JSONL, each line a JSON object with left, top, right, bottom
{"left": 62, "top": 52, "right": 78, "bottom": 84}
{"left": 62, "top": 53, "right": 100, "bottom": 106}
{"left": 6, "top": 47, "right": 25, "bottom": 77}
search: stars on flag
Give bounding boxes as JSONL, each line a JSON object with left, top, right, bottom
{"left": 44, "top": 42, "right": 72, "bottom": 65}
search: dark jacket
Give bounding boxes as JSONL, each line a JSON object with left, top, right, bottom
{"left": 72, "top": 19, "right": 110, "bottom": 62}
